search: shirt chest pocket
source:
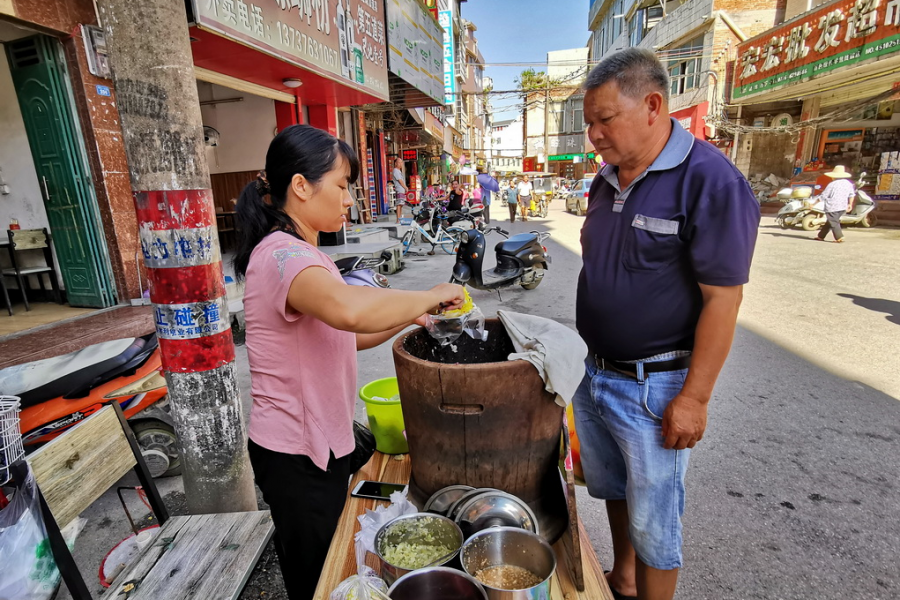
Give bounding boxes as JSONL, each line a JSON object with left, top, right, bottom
{"left": 623, "top": 214, "right": 682, "bottom": 272}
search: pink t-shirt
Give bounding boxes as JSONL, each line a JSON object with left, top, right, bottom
{"left": 244, "top": 232, "right": 357, "bottom": 471}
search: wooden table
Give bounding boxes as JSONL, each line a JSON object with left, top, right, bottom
{"left": 312, "top": 452, "right": 614, "bottom": 600}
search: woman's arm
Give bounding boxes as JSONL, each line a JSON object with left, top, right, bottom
{"left": 287, "top": 267, "right": 464, "bottom": 334}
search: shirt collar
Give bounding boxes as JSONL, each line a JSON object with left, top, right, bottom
{"left": 599, "top": 118, "right": 695, "bottom": 188}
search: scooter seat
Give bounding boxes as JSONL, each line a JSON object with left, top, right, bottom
{"left": 495, "top": 233, "right": 536, "bottom": 256}
{"left": 1, "top": 335, "right": 157, "bottom": 409}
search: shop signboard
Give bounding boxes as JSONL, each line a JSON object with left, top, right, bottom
{"left": 195, "top": 0, "right": 389, "bottom": 100}
{"left": 385, "top": 0, "right": 444, "bottom": 104}
{"left": 438, "top": 6, "right": 456, "bottom": 104}
{"left": 733, "top": 0, "right": 900, "bottom": 100}
{"left": 402, "top": 149, "right": 419, "bottom": 160}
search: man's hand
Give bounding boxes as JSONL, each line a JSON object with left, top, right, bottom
{"left": 661, "top": 394, "right": 708, "bottom": 450}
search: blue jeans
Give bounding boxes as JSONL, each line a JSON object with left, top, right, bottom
{"left": 572, "top": 356, "right": 691, "bottom": 570}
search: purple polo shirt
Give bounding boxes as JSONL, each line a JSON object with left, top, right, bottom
{"left": 576, "top": 119, "right": 759, "bottom": 361}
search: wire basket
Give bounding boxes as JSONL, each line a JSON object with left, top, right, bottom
{"left": 0, "top": 396, "right": 24, "bottom": 487}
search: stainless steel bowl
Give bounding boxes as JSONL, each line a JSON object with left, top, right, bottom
{"left": 375, "top": 513, "right": 464, "bottom": 586}
{"left": 454, "top": 490, "right": 539, "bottom": 539}
{"left": 424, "top": 485, "right": 476, "bottom": 515}
{"left": 446, "top": 488, "right": 500, "bottom": 522}
{"left": 461, "top": 527, "right": 556, "bottom": 600}
{"left": 387, "top": 566, "right": 488, "bottom": 600}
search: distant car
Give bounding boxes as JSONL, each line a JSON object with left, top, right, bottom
{"left": 565, "top": 177, "right": 595, "bottom": 216}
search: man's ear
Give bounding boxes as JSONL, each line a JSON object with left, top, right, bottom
{"left": 291, "top": 173, "right": 312, "bottom": 202}
{"left": 646, "top": 91, "right": 666, "bottom": 125}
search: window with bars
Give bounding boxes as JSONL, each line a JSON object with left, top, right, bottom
{"left": 668, "top": 36, "right": 704, "bottom": 97}
{"left": 548, "top": 102, "right": 565, "bottom": 134}
{"left": 568, "top": 97, "right": 584, "bottom": 133}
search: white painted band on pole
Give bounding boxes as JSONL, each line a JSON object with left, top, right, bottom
{"left": 139, "top": 225, "right": 222, "bottom": 269}
{"left": 154, "top": 296, "right": 231, "bottom": 340}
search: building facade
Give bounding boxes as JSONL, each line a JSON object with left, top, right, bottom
{"left": 589, "top": 0, "right": 785, "bottom": 142}
{"left": 524, "top": 48, "right": 592, "bottom": 179}
{"left": 730, "top": 0, "right": 900, "bottom": 224}
{"left": 0, "top": 0, "right": 437, "bottom": 324}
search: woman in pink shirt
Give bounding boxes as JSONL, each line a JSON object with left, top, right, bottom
{"left": 235, "top": 125, "right": 464, "bottom": 600}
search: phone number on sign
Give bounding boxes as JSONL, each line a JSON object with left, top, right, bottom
{"left": 275, "top": 20, "right": 339, "bottom": 68}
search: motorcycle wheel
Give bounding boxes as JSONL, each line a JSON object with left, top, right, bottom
{"left": 521, "top": 265, "right": 544, "bottom": 290}
{"left": 132, "top": 419, "right": 181, "bottom": 477}
{"left": 801, "top": 214, "right": 820, "bottom": 231}
{"left": 861, "top": 212, "right": 876, "bottom": 228}
{"left": 776, "top": 216, "right": 788, "bottom": 229}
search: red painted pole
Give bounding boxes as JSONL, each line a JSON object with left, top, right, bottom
{"left": 97, "top": 0, "right": 256, "bottom": 513}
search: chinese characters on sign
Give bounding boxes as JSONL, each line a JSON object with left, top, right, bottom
{"left": 734, "top": 0, "right": 900, "bottom": 99}
{"left": 140, "top": 226, "right": 220, "bottom": 268}
{"left": 195, "top": 0, "right": 388, "bottom": 100}
{"left": 385, "top": 0, "right": 444, "bottom": 105}
{"left": 155, "top": 297, "right": 231, "bottom": 340}
{"left": 439, "top": 9, "right": 455, "bottom": 105}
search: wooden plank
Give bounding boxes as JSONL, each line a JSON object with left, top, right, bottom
{"left": 559, "top": 415, "right": 585, "bottom": 590}
{"left": 312, "top": 452, "right": 614, "bottom": 600}
{"left": 28, "top": 406, "right": 136, "bottom": 528}
{"left": 10, "top": 228, "right": 48, "bottom": 250}
{"left": 100, "top": 511, "right": 274, "bottom": 600}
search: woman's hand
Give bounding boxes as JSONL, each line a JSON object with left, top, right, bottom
{"left": 429, "top": 283, "right": 466, "bottom": 313}
{"left": 414, "top": 314, "right": 430, "bottom": 327}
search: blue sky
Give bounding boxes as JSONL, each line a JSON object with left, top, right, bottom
{"left": 460, "top": 0, "right": 591, "bottom": 120}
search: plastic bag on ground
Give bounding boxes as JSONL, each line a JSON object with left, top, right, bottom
{"left": 0, "top": 468, "right": 86, "bottom": 600}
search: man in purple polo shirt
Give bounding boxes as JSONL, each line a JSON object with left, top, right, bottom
{"left": 573, "top": 49, "right": 759, "bottom": 600}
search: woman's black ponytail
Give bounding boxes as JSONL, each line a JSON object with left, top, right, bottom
{"left": 233, "top": 124, "right": 359, "bottom": 279}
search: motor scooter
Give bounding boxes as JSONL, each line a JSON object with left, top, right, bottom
{"left": 0, "top": 333, "right": 179, "bottom": 477}
{"left": 336, "top": 254, "right": 391, "bottom": 288}
{"left": 450, "top": 227, "right": 551, "bottom": 291}
{"left": 774, "top": 185, "right": 814, "bottom": 229}
{"left": 797, "top": 172, "right": 877, "bottom": 230}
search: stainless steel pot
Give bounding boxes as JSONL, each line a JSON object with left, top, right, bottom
{"left": 387, "top": 567, "right": 488, "bottom": 600}
{"left": 374, "top": 513, "right": 463, "bottom": 586}
{"left": 460, "top": 527, "right": 556, "bottom": 600}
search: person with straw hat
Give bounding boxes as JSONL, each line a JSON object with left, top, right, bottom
{"left": 815, "top": 165, "right": 855, "bottom": 243}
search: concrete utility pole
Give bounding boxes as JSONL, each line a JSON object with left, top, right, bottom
{"left": 543, "top": 73, "right": 550, "bottom": 174}
{"left": 96, "top": 0, "right": 256, "bottom": 514}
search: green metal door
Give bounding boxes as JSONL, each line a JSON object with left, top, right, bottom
{"left": 6, "top": 36, "right": 116, "bottom": 308}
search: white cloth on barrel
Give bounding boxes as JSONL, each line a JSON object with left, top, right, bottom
{"left": 498, "top": 310, "right": 588, "bottom": 407}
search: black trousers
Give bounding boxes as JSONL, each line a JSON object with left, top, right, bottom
{"left": 508, "top": 203, "right": 517, "bottom": 222}
{"left": 248, "top": 439, "right": 351, "bottom": 600}
{"left": 818, "top": 210, "right": 845, "bottom": 240}
{"left": 483, "top": 204, "right": 491, "bottom": 224}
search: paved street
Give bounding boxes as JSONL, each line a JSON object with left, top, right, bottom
{"left": 353, "top": 202, "right": 900, "bottom": 600}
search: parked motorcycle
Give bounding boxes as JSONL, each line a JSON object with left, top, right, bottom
{"left": 797, "top": 172, "right": 877, "bottom": 231}
{"left": 775, "top": 185, "right": 814, "bottom": 229}
{"left": 336, "top": 254, "right": 391, "bottom": 288}
{"left": 0, "top": 333, "right": 179, "bottom": 477}
{"left": 450, "top": 227, "right": 551, "bottom": 291}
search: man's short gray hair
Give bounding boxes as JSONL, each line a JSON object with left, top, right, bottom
{"left": 585, "top": 48, "right": 669, "bottom": 102}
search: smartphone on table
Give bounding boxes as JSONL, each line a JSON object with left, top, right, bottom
{"left": 351, "top": 480, "right": 407, "bottom": 501}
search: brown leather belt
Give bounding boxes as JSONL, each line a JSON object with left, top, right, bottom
{"left": 593, "top": 355, "right": 691, "bottom": 378}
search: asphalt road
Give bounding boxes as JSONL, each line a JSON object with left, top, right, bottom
{"left": 356, "top": 203, "right": 900, "bottom": 600}
{"left": 58, "top": 202, "right": 899, "bottom": 600}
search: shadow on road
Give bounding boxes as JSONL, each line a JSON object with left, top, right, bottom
{"left": 837, "top": 292, "right": 900, "bottom": 325}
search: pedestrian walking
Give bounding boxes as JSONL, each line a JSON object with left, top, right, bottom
{"left": 815, "top": 165, "right": 855, "bottom": 243}
{"left": 517, "top": 175, "right": 533, "bottom": 221}
{"left": 479, "top": 170, "right": 499, "bottom": 224}
{"left": 507, "top": 177, "right": 520, "bottom": 222}
{"left": 234, "top": 125, "right": 464, "bottom": 600}
{"left": 573, "top": 49, "right": 759, "bottom": 600}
